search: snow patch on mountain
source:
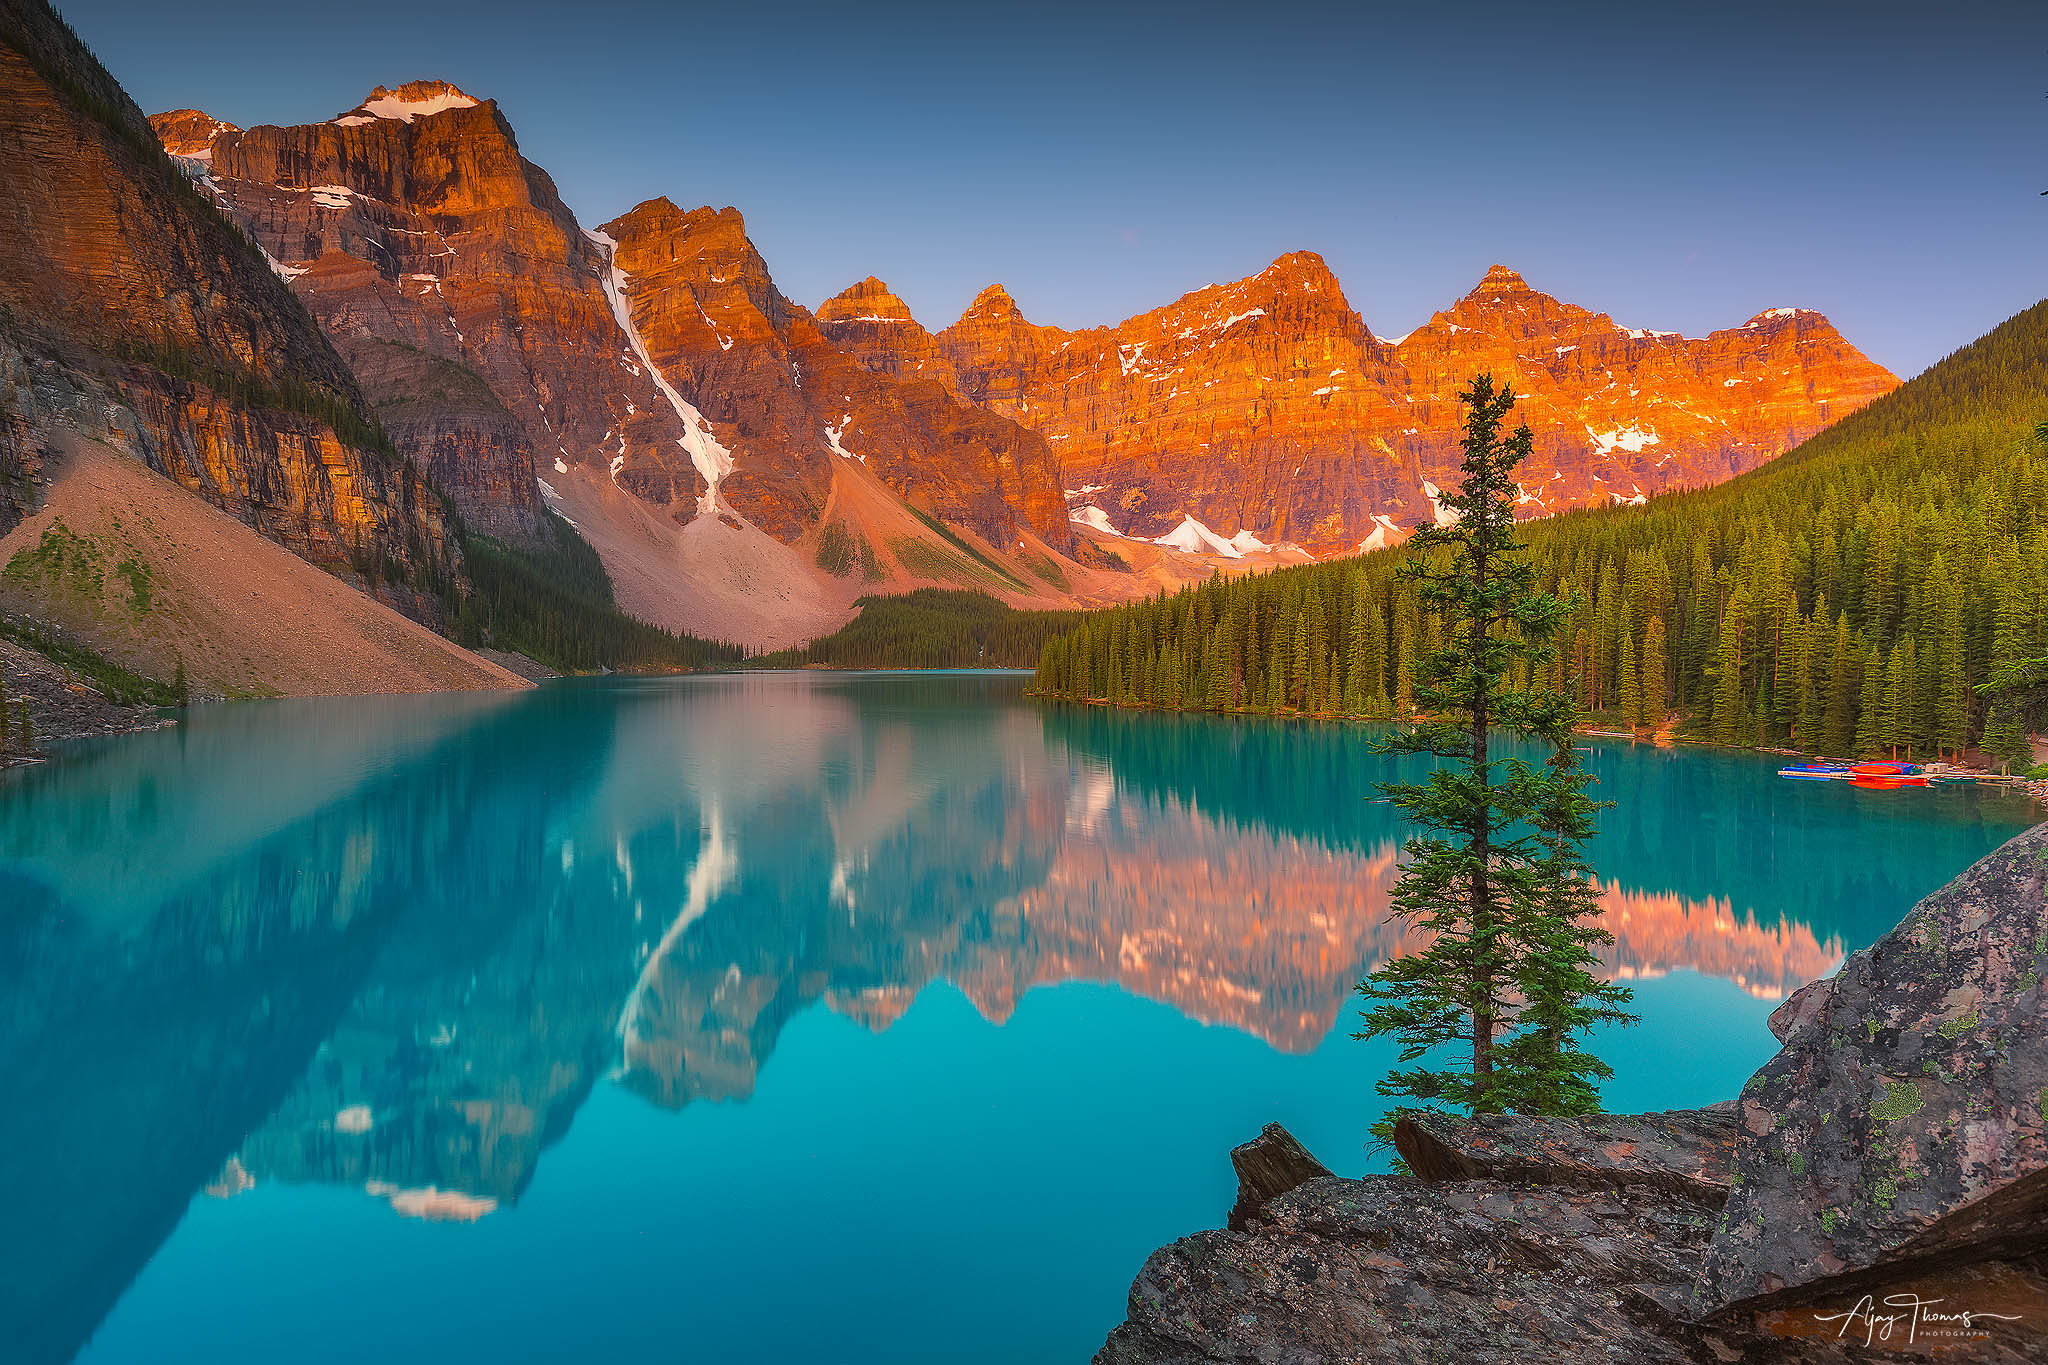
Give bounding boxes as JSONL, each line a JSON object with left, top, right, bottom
{"left": 1421, "top": 480, "right": 1461, "bottom": 527}
{"left": 1586, "top": 424, "right": 1659, "bottom": 455}
{"left": 1153, "top": 514, "right": 1246, "bottom": 558}
{"left": 1071, "top": 505, "right": 1121, "bottom": 536}
{"left": 586, "top": 228, "right": 736, "bottom": 523}
{"left": 825, "top": 415, "right": 863, "bottom": 463}
{"left": 350, "top": 88, "right": 479, "bottom": 124}
{"left": 1358, "top": 514, "right": 1403, "bottom": 553}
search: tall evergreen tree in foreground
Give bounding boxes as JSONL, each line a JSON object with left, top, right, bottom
{"left": 1356, "top": 374, "right": 1632, "bottom": 1133}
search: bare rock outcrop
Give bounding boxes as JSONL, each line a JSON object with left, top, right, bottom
{"left": 1226, "top": 1122, "right": 1333, "bottom": 1230}
{"left": 1396, "top": 1105, "right": 1738, "bottom": 1205}
{"left": 147, "top": 82, "right": 630, "bottom": 548}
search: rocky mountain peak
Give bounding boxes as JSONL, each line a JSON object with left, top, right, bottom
{"left": 607, "top": 200, "right": 750, "bottom": 254}
{"left": 334, "top": 79, "right": 481, "bottom": 125}
{"left": 1740, "top": 305, "right": 1819, "bottom": 331}
{"left": 604, "top": 201, "right": 770, "bottom": 314}
{"left": 1259, "top": 249, "right": 1343, "bottom": 294}
{"left": 933, "top": 249, "right": 1894, "bottom": 552}
{"left": 962, "top": 283, "right": 1024, "bottom": 322}
{"left": 816, "top": 276, "right": 919, "bottom": 327}
{"left": 148, "top": 107, "right": 237, "bottom": 158}
{"left": 1473, "top": 262, "right": 1531, "bottom": 293}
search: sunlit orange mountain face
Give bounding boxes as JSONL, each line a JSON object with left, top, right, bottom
{"left": 129, "top": 87, "right": 1898, "bottom": 649}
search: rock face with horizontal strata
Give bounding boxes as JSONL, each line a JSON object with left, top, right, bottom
{"left": 0, "top": 0, "right": 462, "bottom": 619}
{"left": 904, "top": 259, "right": 1898, "bottom": 555}
{"left": 149, "top": 83, "right": 659, "bottom": 548}
{"left": 599, "top": 201, "right": 1070, "bottom": 550}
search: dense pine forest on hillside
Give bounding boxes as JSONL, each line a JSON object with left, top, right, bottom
{"left": 753, "top": 589, "right": 1084, "bottom": 669}
{"left": 1033, "top": 301, "right": 2048, "bottom": 765}
{"left": 457, "top": 512, "right": 742, "bottom": 673}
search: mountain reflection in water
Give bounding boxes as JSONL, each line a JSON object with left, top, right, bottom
{"left": 0, "top": 672, "right": 2031, "bottom": 1365}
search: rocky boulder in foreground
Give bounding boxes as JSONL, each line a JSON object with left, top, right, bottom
{"left": 1096, "top": 822, "right": 2048, "bottom": 1363}
{"left": 1695, "top": 820, "right": 2048, "bottom": 1314}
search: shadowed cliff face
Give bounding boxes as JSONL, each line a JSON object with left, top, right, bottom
{"left": 907, "top": 258, "right": 1898, "bottom": 555}
{"left": 0, "top": 0, "right": 462, "bottom": 613}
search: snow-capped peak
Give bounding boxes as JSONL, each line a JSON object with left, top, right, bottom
{"left": 335, "top": 81, "right": 480, "bottom": 126}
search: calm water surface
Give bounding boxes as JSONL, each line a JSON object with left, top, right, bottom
{"left": 0, "top": 672, "right": 2034, "bottom": 1364}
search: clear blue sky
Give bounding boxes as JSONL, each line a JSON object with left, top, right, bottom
{"left": 63, "top": 0, "right": 2047, "bottom": 377}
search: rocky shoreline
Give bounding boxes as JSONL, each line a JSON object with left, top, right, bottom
{"left": 1096, "top": 822, "right": 2048, "bottom": 1362}
{"left": 0, "top": 637, "right": 174, "bottom": 771}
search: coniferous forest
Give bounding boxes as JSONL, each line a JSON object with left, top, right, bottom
{"left": 456, "top": 512, "right": 743, "bottom": 673}
{"left": 1032, "top": 300, "right": 2048, "bottom": 765}
{"left": 755, "top": 589, "right": 1085, "bottom": 670}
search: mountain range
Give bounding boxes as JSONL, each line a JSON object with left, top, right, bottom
{"left": 0, "top": 0, "right": 1899, "bottom": 680}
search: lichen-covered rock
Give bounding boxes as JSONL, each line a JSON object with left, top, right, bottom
{"left": 1225, "top": 1122, "right": 1332, "bottom": 1230}
{"left": 1094, "top": 1165, "right": 2035, "bottom": 1364}
{"left": 1098, "top": 1121, "right": 2046, "bottom": 1363}
{"left": 1695, "top": 821, "right": 2048, "bottom": 1315}
{"left": 1096, "top": 1173, "right": 1718, "bottom": 1365}
{"left": 1397, "top": 1105, "right": 1738, "bottom": 1204}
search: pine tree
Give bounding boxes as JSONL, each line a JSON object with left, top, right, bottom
{"left": 1797, "top": 597, "right": 1830, "bottom": 745}
{"left": 1618, "top": 627, "right": 1642, "bottom": 728}
{"left": 1711, "top": 603, "right": 1745, "bottom": 746}
{"left": 1264, "top": 631, "right": 1285, "bottom": 715}
{"left": 1392, "top": 592, "right": 1416, "bottom": 714}
{"left": 1492, "top": 737, "right": 1635, "bottom": 1116}
{"left": 1641, "top": 616, "right": 1667, "bottom": 728}
{"left": 1342, "top": 574, "right": 1369, "bottom": 714}
{"left": 1821, "top": 617, "right": 1859, "bottom": 756}
{"left": 1893, "top": 637, "right": 1920, "bottom": 759}
{"left": 1357, "top": 374, "right": 1629, "bottom": 1130}
{"left": 1980, "top": 653, "right": 2047, "bottom": 768}
{"left": 1931, "top": 574, "right": 1971, "bottom": 758}
{"left": 1854, "top": 645, "right": 1889, "bottom": 757}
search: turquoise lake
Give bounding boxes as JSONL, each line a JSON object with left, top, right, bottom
{"left": 0, "top": 671, "right": 2035, "bottom": 1364}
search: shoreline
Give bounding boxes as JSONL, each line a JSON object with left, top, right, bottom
{"left": 0, "top": 637, "right": 179, "bottom": 772}
{"left": 1023, "top": 688, "right": 2046, "bottom": 801}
